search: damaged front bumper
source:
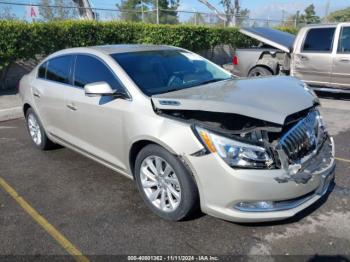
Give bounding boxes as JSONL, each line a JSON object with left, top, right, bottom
{"left": 184, "top": 136, "right": 335, "bottom": 223}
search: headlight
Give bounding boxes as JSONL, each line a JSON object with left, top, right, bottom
{"left": 194, "top": 126, "right": 273, "bottom": 169}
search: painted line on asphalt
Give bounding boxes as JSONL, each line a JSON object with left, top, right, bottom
{"left": 0, "top": 177, "right": 89, "bottom": 262}
{"left": 335, "top": 157, "right": 350, "bottom": 164}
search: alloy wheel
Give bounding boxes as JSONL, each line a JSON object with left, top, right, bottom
{"left": 140, "top": 155, "right": 181, "bottom": 212}
{"left": 27, "top": 113, "right": 42, "bottom": 146}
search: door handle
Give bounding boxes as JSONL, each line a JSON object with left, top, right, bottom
{"left": 66, "top": 103, "right": 77, "bottom": 111}
{"left": 339, "top": 58, "right": 350, "bottom": 62}
{"left": 300, "top": 55, "right": 308, "bottom": 61}
{"left": 33, "top": 89, "right": 41, "bottom": 98}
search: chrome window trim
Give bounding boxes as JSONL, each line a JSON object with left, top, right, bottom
{"left": 35, "top": 52, "right": 132, "bottom": 101}
{"left": 301, "top": 27, "right": 336, "bottom": 54}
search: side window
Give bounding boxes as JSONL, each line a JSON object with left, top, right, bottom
{"left": 302, "top": 28, "right": 335, "bottom": 52}
{"left": 38, "top": 62, "right": 47, "bottom": 79}
{"left": 74, "top": 55, "right": 123, "bottom": 91}
{"left": 46, "top": 56, "right": 73, "bottom": 84}
{"left": 338, "top": 27, "right": 350, "bottom": 53}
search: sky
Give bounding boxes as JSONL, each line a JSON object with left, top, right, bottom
{"left": 3, "top": 0, "right": 350, "bottom": 21}
{"left": 94, "top": 0, "right": 350, "bottom": 20}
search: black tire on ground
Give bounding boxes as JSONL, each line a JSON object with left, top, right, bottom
{"left": 248, "top": 66, "right": 273, "bottom": 78}
{"left": 134, "top": 144, "right": 200, "bottom": 221}
{"left": 25, "top": 108, "right": 56, "bottom": 150}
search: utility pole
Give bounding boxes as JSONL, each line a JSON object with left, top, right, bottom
{"left": 234, "top": 0, "right": 240, "bottom": 26}
{"left": 72, "top": 0, "right": 95, "bottom": 20}
{"left": 156, "top": 0, "right": 159, "bottom": 24}
{"left": 295, "top": 10, "right": 300, "bottom": 28}
{"left": 324, "top": 0, "right": 330, "bottom": 22}
{"left": 141, "top": 0, "right": 144, "bottom": 22}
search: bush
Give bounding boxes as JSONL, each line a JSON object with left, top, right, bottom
{"left": 0, "top": 20, "right": 259, "bottom": 71}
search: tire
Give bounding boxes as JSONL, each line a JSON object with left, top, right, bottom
{"left": 25, "top": 108, "right": 56, "bottom": 150}
{"left": 248, "top": 67, "right": 273, "bottom": 78}
{"left": 134, "top": 144, "right": 199, "bottom": 221}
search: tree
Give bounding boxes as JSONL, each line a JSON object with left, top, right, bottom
{"left": 157, "top": 0, "right": 180, "bottom": 24}
{"left": 40, "top": 0, "right": 55, "bottom": 20}
{"left": 116, "top": 0, "right": 150, "bottom": 22}
{"left": 39, "top": 0, "right": 78, "bottom": 21}
{"left": 236, "top": 8, "right": 249, "bottom": 26}
{"left": 0, "top": 6, "right": 16, "bottom": 20}
{"left": 300, "top": 4, "right": 320, "bottom": 24}
{"left": 186, "top": 12, "right": 206, "bottom": 25}
{"left": 116, "top": 0, "right": 179, "bottom": 24}
{"left": 219, "top": 0, "right": 236, "bottom": 26}
{"left": 327, "top": 7, "right": 350, "bottom": 22}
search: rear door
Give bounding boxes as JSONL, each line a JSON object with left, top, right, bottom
{"left": 331, "top": 26, "right": 350, "bottom": 89}
{"left": 292, "top": 27, "right": 335, "bottom": 87}
{"left": 33, "top": 55, "right": 74, "bottom": 138}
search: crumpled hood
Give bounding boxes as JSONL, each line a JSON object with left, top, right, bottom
{"left": 151, "top": 76, "right": 316, "bottom": 125}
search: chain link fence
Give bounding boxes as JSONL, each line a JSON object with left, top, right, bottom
{"left": 0, "top": 1, "right": 300, "bottom": 28}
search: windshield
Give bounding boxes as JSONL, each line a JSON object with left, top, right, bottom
{"left": 111, "top": 50, "right": 232, "bottom": 96}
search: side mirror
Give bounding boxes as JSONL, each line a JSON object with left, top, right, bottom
{"left": 84, "top": 82, "right": 119, "bottom": 97}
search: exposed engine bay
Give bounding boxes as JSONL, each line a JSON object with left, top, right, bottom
{"left": 154, "top": 105, "right": 332, "bottom": 184}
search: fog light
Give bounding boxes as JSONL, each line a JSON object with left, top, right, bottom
{"left": 235, "top": 201, "right": 275, "bottom": 211}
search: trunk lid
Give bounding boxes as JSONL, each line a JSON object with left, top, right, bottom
{"left": 239, "top": 27, "right": 295, "bottom": 53}
{"left": 151, "top": 77, "right": 315, "bottom": 125}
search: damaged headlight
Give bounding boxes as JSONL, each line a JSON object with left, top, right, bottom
{"left": 194, "top": 126, "right": 273, "bottom": 169}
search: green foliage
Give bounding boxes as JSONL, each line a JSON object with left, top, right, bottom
{"left": 116, "top": 0, "right": 151, "bottom": 22}
{"left": 275, "top": 26, "right": 298, "bottom": 35}
{"left": 0, "top": 20, "right": 257, "bottom": 71}
{"left": 300, "top": 4, "right": 320, "bottom": 24}
{"left": 39, "top": 0, "right": 78, "bottom": 21}
{"left": 327, "top": 7, "right": 350, "bottom": 22}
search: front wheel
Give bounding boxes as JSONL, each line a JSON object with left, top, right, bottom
{"left": 134, "top": 144, "right": 199, "bottom": 221}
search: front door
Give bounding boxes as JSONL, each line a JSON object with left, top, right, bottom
{"left": 65, "top": 54, "right": 130, "bottom": 171}
{"left": 292, "top": 27, "right": 335, "bottom": 87}
{"left": 331, "top": 26, "right": 350, "bottom": 90}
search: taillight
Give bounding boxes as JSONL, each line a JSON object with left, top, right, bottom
{"left": 233, "top": 55, "right": 239, "bottom": 65}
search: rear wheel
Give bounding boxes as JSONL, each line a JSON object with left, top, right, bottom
{"left": 134, "top": 144, "right": 199, "bottom": 221}
{"left": 248, "top": 67, "right": 273, "bottom": 78}
{"left": 25, "top": 108, "right": 56, "bottom": 150}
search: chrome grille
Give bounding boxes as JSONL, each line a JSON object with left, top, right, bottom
{"left": 279, "top": 110, "right": 321, "bottom": 162}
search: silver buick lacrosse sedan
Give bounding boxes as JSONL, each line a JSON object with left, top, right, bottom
{"left": 19, "top": 44, "right": 335, "bottom": 222}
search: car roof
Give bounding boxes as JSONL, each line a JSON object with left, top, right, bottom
{"left": 89, "top": 44, "right": 182, "bottom": 54}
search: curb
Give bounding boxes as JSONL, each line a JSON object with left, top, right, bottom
{"left": 0, "top": 107, "right": 23, "bottom": 122}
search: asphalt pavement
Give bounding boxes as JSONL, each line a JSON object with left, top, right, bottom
{"left": 0, "top": 98, "right": 349, "bottom": 260}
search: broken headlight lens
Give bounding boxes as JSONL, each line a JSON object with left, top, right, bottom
{"left": 194, "top": 126, "right": 273, "bottom": 169}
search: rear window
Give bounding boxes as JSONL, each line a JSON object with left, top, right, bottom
{"left": 338, "top": 26, "right": 350, "bottom": 53}
{"left": 46, "top": 55, "right": 73, "bottom": 84}
{"left": 38, "top": 62, "right": 47, "bottom": 79}
{"left": 302, "top": 28, "right": 335, "bottom": 52}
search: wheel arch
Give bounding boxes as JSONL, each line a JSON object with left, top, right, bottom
{"left": 128, "top": 138, "right": 193, "bottom": 179}
{"left": 23, "top": 103, "right": 32, "bottom": 116}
